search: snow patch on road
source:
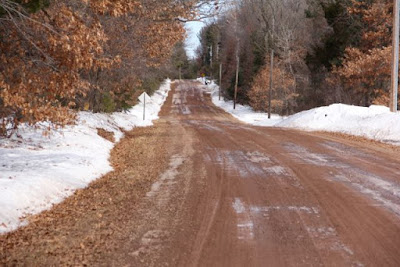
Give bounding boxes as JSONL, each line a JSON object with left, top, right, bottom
{"left": 237, "top": 222, "right": 254, "bottom": 240}
{"left": 185, "top": 120, "right": 223, "bottom": 132}
{"left": 232, "top": 198, "right": 246, "bottom": 214}
{"left": 231, "top": 198, "right": 254, "bottom": 241}
{"left": 354, "top": 183, "right": 400, "bottom": 217}
{"left": 250, "top": 206, "right": 320, "bottom": 215}
{"left": 146, "top": 154, "right": 184, "bottom": 198}
{"left": 130, "top": 229, "right": 169, "bottom": 258}
{"left": 245, "top": 151, "right": 271, "bottom": 163}
{"left": 171, "top": 83, "right": 191, "bottom": 115}
{"left": 283, "top": 143, "right": 346, "bottom": 168}
{"left": 233, "top": 197, "right": 361, "bottom": 264}
{"left": 263, "top": 166, "right": 288, "bottom": 176}
{"left": 329, "top": 169, "right": 400, "bottom": 218}
{"left": 306, "top": 227, "right": 336, "bottom": 238}
{"left": 0, "top": 80, "right": 172, "bottom": 234}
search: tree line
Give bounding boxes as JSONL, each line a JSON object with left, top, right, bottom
{"left": 0, "top": 0, "right": 210, "bottom": 136}
{"left": 197, "top": 0, "right": 398, "bottom": 115}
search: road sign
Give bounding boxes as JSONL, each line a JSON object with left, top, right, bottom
{"left": 138, "top": 92, "right": 151, "bottom": 104}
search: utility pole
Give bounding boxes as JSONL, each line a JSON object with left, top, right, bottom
{"left": 269, "top": 49, "right": 274, "bottom": 119}
{"left": 210, "top": 45, "right": 213, "bottom": 81}
{"left": 219, "top": 63, "right": 222, "bottom": 101}
{"left": 210, "top": 45, "right": 213, "bottom": 68}
{"left": 268, "top": 14, "right": 275, "bottom": 119}
{"left": 233, "top": 6, "right": 239, "bottom": 110}
{"left": 391, "top": 0, "right": 399, "bottom": 112}
{"left": 234, "top": 49, "right": 239, "bottom": 109}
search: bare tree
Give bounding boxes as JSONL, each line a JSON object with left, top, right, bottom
{"left": 247, "top": 0, "right": 313, "bottom": 115}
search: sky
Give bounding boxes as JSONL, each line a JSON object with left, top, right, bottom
{"left": 185, "top": 21, "right": 205, "bottom": 59}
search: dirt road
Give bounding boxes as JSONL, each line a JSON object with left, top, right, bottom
{"left": 1, "top": 81, "right": 400, "bottom": 266}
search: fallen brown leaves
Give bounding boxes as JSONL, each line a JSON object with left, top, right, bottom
{"left": 96, "top": 128, "right": 115, "bottom": 143}
{"left": 0, "top": 117, "right": 174, "bottom": 265}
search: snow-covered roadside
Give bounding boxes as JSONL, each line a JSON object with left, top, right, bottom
{"left": 0, "top": 79, "right": 172, "bottom": 234}
{"left": 277, "top": 104, "right": 400, "bottom": 145}
{"left": 205, "top": 80, "right": 400, "bottom": 145}
{"left": 210, "top": 89, "right": 284, "bottom": 127}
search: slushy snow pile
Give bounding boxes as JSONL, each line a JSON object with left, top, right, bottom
{"left": 0, "top": 79, "right": 171, "bottom": 234}
{"left": 205, "top": 79, "right": 400, "bottom": 145}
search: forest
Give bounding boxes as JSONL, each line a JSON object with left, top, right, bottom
{"left": 196, "top": 0, "right": 398, "bottom": 115}
{"left": 0, "top": 0, "right": 398, "bottom": 136}
{"left": 0, "top": 0, "right": 208, "bottom": 136}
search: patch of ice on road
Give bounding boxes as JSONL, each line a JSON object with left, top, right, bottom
{"left": 353, "top": 184, "right": 400, "bottom": 217}
{"left": 232, "top": 198, "right": 245, "bottom": 214}
{"left": 181, "top": 106, "right": 191, "bottom": 115}
{"left": 288, "top": 206, "right": 320, "bottom": 214}
{"left": 263, "top": 166, "right": 287, "bottom": 176}
{"left": 359, "top": 173, "right": 400, "bottom": 197}
{"left": 0, "top": 80, "right": 172, "bottom": 234}
{"left": 331, "top": 170, "right": 400, "bottom": 218}
{"left": 171, "top": 84, "right": 191, "bottom": 115}
{"left": 172, "top": 93, "right": 182, "bottom": 105}
{"left": 245, "top": 151, "right": 271, "bottom": 163}
{"left": 331, "top": 241, "right": 354, "bottom": 256}
{"left": 146, "top": 155, "right": 184, "bottom": 198}
{"left": 322, "top": 141, "right": 376, "bottom": 161}
{"left": 237, "top": 222, "right": 255, "bottom": 240}
{"left": 250, "top": 206, "right": 319, "bottom": 215}
{"left": 231, "top": 197, "right": 254, "bottom": 241}
{"left": 185, "top": 120, "right": 223, "bottom": 132}
{"left": 331, "top": 175, "right": 351, "bottom": 183}
{"left": 212, "top": 150, "right": 268, "bottom": 178}
{"left": 130, "top": 229, "right": 169, "bottom": 257}
{"left": 307, "top": 225, "right": 360, "bottom": 264}
{"left": 283, "top": 143, "right": 346, "bottom": 168}
{"left": 306, "top": 227, "right": 336, "bottom": 238}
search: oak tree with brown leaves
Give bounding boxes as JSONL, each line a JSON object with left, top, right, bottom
{"left": 331, "top": 0, "right": 395, "bottom": 106}
{"left": 0, "top": 0, "right": 208, "bottom": 136}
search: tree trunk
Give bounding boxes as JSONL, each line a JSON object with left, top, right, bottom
{"left": 268, "top": 49, "right": 274, "bottom": 119}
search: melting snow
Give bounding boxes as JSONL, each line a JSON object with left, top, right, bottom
{"left": 245, "top": 151, "right": 271, "bottom": 163}
{"left": 231, "top": 198, "right": 254, "bottom": 241}
{"left": 249, "top": 205, "right": 319, "bottom": 215}
{"left": 0, "top": 80, "right": 172, "bottom": 234}
{"left": 263, "top": 166, "right": 287, "bottom": 176}
{"left": 146, "top": 155, "right": 184, "bottom": 198}
{"left": 232, "top": 198, "right": 246, "bottom": 214}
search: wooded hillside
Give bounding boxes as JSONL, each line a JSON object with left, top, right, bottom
{"left": 197, "top": 0, "right": 398, "bottom": 115}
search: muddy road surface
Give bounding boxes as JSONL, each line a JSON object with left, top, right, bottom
{"left": 1, "top": 81, "right": 400, "bottom": 266}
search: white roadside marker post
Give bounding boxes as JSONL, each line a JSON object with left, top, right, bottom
{"left": 144, "top": 93, "right": 146, "bottom": 120}
{"left": 138, "top": 92, "right": 151, "bottom": 121}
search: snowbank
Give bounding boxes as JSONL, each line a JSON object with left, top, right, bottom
{"left": 0, "top": 79, "right": 172, "bottom": 234}
{"left": 207, "top": 80, "right": 284, "bottom": 127}
{"left": 277, "top": 104, "right": 400, "bottom": 144}
{"left": 206, "top": 81, "right": 400, "bottom": 145}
